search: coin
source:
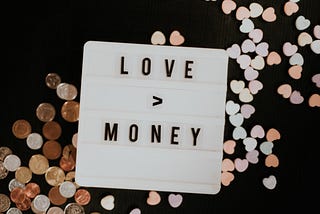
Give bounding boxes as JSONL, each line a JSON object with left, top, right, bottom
{"left": 59, "top": 156, "right": 75, "bottom": 172}
{"left": 48, "top": 186, "right": 67, "bottom": 206}
{"left": 62, "top": 144, "right": 77, "bottom": 161}
{"left": 15, "top": 197, "right": 31, "bottom": 211}
{"left": 65, "top": 171, "right": 80, "bottom": 189}
{"left": 36, "top": 102, "right": 56, "bottom": 122}
{"left": 0, "top": 193, "right": 11, "bottom": 212}
{"left": 33, "top": 194, "right": 50, "bottom": 212}
{"left": 12, "top": 119, "right": 32, "bottom": 139}
{"left": 46, "top": 73, "right": 61, "bottom": 89}
{"left": 47, "top": 206, "right": 64, "bottom": 214}
{"left": 64, "top": 203, "right": 85, "bottom": 214}
{"left": 42, "top": 121, "right": 62, "bottom": 140}
{"left": 59, "top": 181, "right": 76, "bottom": 198}
{"left": 6, "top": 207, "right": 23, "bottom": 214}
{"left": 71, "top": 133, "right": 78, "bottom": 148}
{"left": 24, "top": 182, "right": 40, "bottom": 198}
{"left": 3, "top": 154, "right": 21, "bottom": 172}
{"left": 15, "top": 166, "right": 32, "bottom": 183}
{"left": 28, "top": 154, "right": 49, "bottom": 175}
{"left": 45, "top": 166, "right": 65, "bottom": 186}
{"left": 56, "top": 83, "right": 78, "bottom": 100}
{"left": 0, "top": 147, "right": 12, "bottom": 161}
{"left": 61, "top": 101, "right": 80, "bottom": 122}
{"left": 74, "top": 189, "right": 91, "bottom": 206}
{"left": 42, "top": 140, "right": 62, "bottom": 160}
{"left": 26, "top": 132, "right": 43, "bottom": 150}
{"left": 10, "top": 187, "right": 26, "bottom": 203}
{"left": 0, "top": 161, "right": 9, "bottom": 179}
{"left": 8, "top": 178, "right": 25, "bottom": 192}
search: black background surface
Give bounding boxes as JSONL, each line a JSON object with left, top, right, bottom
{"left": 1, "top": 0, "right": 319, "bottom": 213}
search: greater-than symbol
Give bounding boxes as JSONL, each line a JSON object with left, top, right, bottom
{"left": 152, "top": 96, "right": 163, "bottom": 106}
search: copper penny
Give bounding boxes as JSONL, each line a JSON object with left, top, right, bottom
{"left": 61, "top": 100, "right": 80, "bottom": 122}
{"left": 10, "top": 187, "right": 26, "bottom": 203}
{"left": 36, "top": 102, "right": 56, "bottom": 122}
{"left": 45, "top": 166, "right": 65, "bottom": 186}
{"left": 15, "top": 166, "right": 32, "bottom": 183}
{"left": 62, "top": 144, "right": 77, "bottom": 161}
{"left": 0, "top": 161, "right": 9, "bottom": 179}
{"left": 46, "top": 73, "right": 61, "bottom": 89}
{"left": 74, "top": 189, "right": 91, "bottom": 206}
{"left": 0, "top": 147, "right": 12, "bottom": 161}
{"left": 42, "top": 140, "right": 62, "bottom": 160}
{"left": 28, "top": 154, "right": 49, "bottom": 175}
{"left": 59, "top": 156, "right": 75, "bottom": 172}
{"left": 42, "top": 121, "right": 62, "bottom": 140}
{"left": 12, "top": 119, "right": 32, "bottom": 139}
{"left": 24, "top": 182, "right": 40, "bottom": 198}
{"left": 48, "top": 186, "right": 67, "bottom": 206}
{"left": 0, "top": 193, "right": 11, "bottom": 212}
{"left": 15, "top": 197, "right": 31, "bottom": 211}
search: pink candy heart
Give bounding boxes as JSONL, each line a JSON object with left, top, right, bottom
{"left": 246, "top": 150, "right": 259, "bottom": 164}
{"left": 312, "top": 73, "right": 320, "bottom": 88}
{"left": 234, "top": 158, "right": 249, "bottom": 172}
{"left": 236, "top": 54, "right": 251, "bottom": 69}
{"left": 168, "top": 194, "right": 183, "bottom": 208}
{"left": 314, "top": 25, "right": 320, "bottom": 39}
{"left": 129, "top": 208, "right": 141, "bottom": 214}
{"left": 241, "top": 39, "right": 256, "bottom": 53}
{"left": 222, "top": 0, "right": 237, "bottom": 15}
{"left": 249, "top": 28, "right": 263, "bottom": 43}
{"left": 244, "top": 67, "right": 259, "bottom": 81}
{"left": 282, "top": 42, "right": 298, "bottom": 57}
{"left": 250, "top": 125, "right": 265, "bottom": 138}
{"left": 248, "top": 80, "right": 263, "bottom": 94}
{"left": 290, "top": 90, "right": 304, "bottom": 104}
{"left": 241, "top": 104, "right": 255, "bottom": 119}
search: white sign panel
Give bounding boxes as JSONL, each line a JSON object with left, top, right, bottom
{"left": 76, "top": 41, "right": 229, "bottom": 194}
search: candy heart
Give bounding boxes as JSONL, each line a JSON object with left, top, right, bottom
{"left": 223, "top": 140, "right": 236, "bottom": 154}
{"left": 239, "top": 88, "right": 253, "bottom": 103}
{"left": 232, "top": 126, "right": 247, "bottom": 140}
{"left": 226, "top": 44, "right": 241, "bottom": 59}
{"left": 277, "top": 84, "right": 292, "bottom": 98}
{"left": 282, "top": 42, "right": 298, "bottom": 57}
{"left": 262, "top": 7, "right": 276, "bottom": 22}
{"left": 244, "top": 66, "right": 259, "bottom": 81}
{"left": 246, "top": 150, "right": 259, "bottom": 164}
{"left": 240, "top": 104, "right": 255, "bottom": 119}
{"left": 308, "top": 94, "right": 320, "bottom": 107}
{"left": 259, "top": 141, "right": 273, "bottom": 155}
{"left": 129, "top": 208, "right": 141, "bottom": 214}
{"left": 151, "top": 31, "right": 166, "bottom": 45}
{"left": 248, "top": 28, "right": 263, "bottom": 43}
{"left": 295, "top": 15, "right": 310, "bottom": 31}
{"left": 229, "top": 113, "right": 244, "bottom": 127}
{"left": 251, "top": 55, "right": 265, "bottom": 70}
{"left": 221, "top": 171, "right": 234, "bottom": 186}
{"left": 290, "top": 90, "right": 304, "bottom": 104}
{"left": 100, "top": 195, "right": 115, "bottom": 210}
{"left": 266, "top": 51, "right": 281, "bottom": 65}
{"left": 234, "top": 158, "right": 249, "bottom": 172}
{"left": 310, "top": 40, "right": 320, "bottom": 54}
{"left": 288, "top": 65, "right": 303, "bottom": 79}
{"left": 249, "top": 3, "right": 263, "bottom": 18}
{"left": 169, "top": 30, "right": 184, "bottom": 46}
{"left": 168, "top": 194, "right": 183, "bottom": 208}
{"left": 265, "top": 154, "right": 279, "bottom": 167}
{"left": 289, "top": 53, "right": 304, "bottom": 66}
{"left": 236, "top": 6, "right": 250, "bottom": 21}
{"left": 243, "top": 137, "right": 257, "bottom": 151}
{"left": 312, "top": 74, "right": 320, "bottom": 88}
{"left": 222, "top": 158, "right": 235, "bottom": 172}
{"left": 221, "top": 0, "right": 237, "bottom": 15}
{"left": 314, "top": 25, "right": 320, "bottom": 39}
{"left": 241, "top": 39, "right": 256, "bottom": 53}
{"left": 239, "top": 18, "right": 254, "bottom": 33}
{"left": 284, "top": 2, "right": 299, "bottom": 16}
{"left": 250, "top": 125, "right": 265, "bottom": 138}
{"left": 236, "top": 54, "right": 251, "bottom": 69}
{"left": 290, "top": 0, "right": 300, "bottom": 2}
{"left": 248, "top": 80, "right": 263, "bottom": 95}
{"left": 225, "top": 100, "right": 240, "bottom": 115}
{"left": 263, "top": 175, "right": 277, "bottom": 190}
{"left": 255, "top": 42, "right": 269, "bottom": 57}
{"left": 266, "top": 128, "right": 281, "bottom": 142}
{"left": 147, "top": 191, "right": 161, "bottom": 206}
{"left": 230, "top": 80, "right": 245, "bottom": 94}
{"left": 297, "top": 32, "right": 313, "bottom": 47}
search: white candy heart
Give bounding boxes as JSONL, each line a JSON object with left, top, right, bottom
{"left": 263, "top": 175, "right": 277, "bottom": 190}
{"left": 230, "top": 80, "right": 245, "bottom": 94}
{"left": 239, "top": 88, "right": 253, "bottom": 103}
{"left": 229, "top": 113, "right": 244, "bottom": 127}
{"left": 100, "top": 195, "right": 115, "bottom": 210}
{"left": 225, "top": 100, "right": 240, "bottom": 115}
{"left": 232, "top": 126, "right": 247, "bottom": 140}
{"left": 226, "top": 44, "right": 241, "bottom": 59}
{"left": 243, "top": 137, "right": 257, "bottom": 151}
{"left": 295, "top": 15, "right": 310, "bottom": 31}
{"left": 298, "top": 32, "right": 313, "bottom": 47}
{"left": 289, "top": 53, "right": 304, "bottom": 66}
{"left": 249, "top": 3, "right": 263, "bottom": 18}
{"left": 310, "top": 40, "right": 320, "bottom": 54}
{"left": 251, "top": 55, "right": 265, "bottom": 70}
{"left": 290, "top": 0, "right": 300, "bottom": 3}
{"left": 259, "top": 141, "right": 274, "bottom": 155}
{"left": 240, "top": 18, "right": 254, "bottom": 33}
{"left": 241, "top": 39, "right": 256, "bottom": 53}
{"left": 151, "top": 31, "right": 166, "bottom": 45}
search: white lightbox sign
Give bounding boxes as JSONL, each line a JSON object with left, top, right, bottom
{"left": 76, "top": 41, "right": 229, "bottom": 195}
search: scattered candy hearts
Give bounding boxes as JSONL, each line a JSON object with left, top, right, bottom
{"left": 262, "top": 175, "right": 277, "bottom": 190}
{"left": 222, "top": 158, "right": 235, "bottom": 172}
{"left": 230, "top": 80, "right": 245, "bottom": 94}
{"left": 240, "top": 104, "right": 255, "bottom": 119}
{"left": 229, "top": 113, "right": 244, "bottom": 127}
{"left": 236, "top": 6, "right": 250, "bottom": 21}
{"left": 246, "top": 150, "right": 259, "bottom": 164}
{"left": 100, "top": 195, "right": 115, "bottom": 211}
{"left": 222, "top": 0, "right": 237, "bottom": 15}
{"left": 249, "top": 28, "right": 263, "bottom": 43}
{"left": 240, "top": 18, "right": 254, "bottom": 33}
{"left": 151, "top": 31, "right": 166, "bottom": 45}
{"left": 169, "top": 30, "right": 184, "bottom": 46}
{"left": 262, "top": 7, "right": 276, "bottom": 22}
{"left": 239, "top": 88, "right": 253, "bottom": 103}
{"left": 248, "top": 80, "right": 263, "bottom": 95}
{"left": 168, "top": 194, "right": 183, "bottom": 208}
{"left": 314, "top": 25, "right": 320, "bottom": 39}
{"left": 284, "top": 1, "right": 299, "bottom": 16}
{"left": 232, "top": 126, "right": 247, "bottom": 140}
{"left": 255, "top": 42, "right": 269, "bottom": 57}
{"left": 283, "top": 42, "right": 298, "bottom": 57}
{"left": 223, "top": 140, "right": 236, "bottom": 154}
{"left": 251, "top": 55, "right": 265, "bottom": 70}
{"left": 310, "top": 40, "right": 320, "bottom": 54}
{"left": 298, "top": 32, "right": 313, "bottom": 47}
{"left": 241, "top": 39, "right": 256, "bottom": 53}
{"left": 234, "top": 158, "right": 249, "bottom": 172}
{"left": 288, "top": 65, "right": 303, "bottom": 79}
{"left": 227, "top": 44, "right": 241, "bottom": 59}
{"left": 266, "top": 128, "right": 281, "bottom": 142}
{"left": 147, "top": 191, "right": 161, "bottom": 206}
{"left": 266, "top": 51, "right": 281, "bottom": 65}
{"left": 290, "top": 90, "right": 304, "bottom": 104}
{"left": 244, "top": 67, "right": 259, "bottom": 81}
{"left": 237, "top": 54, "right": 251, "bottom": 69}
{"left": 129, "top": 208, "right": 141, "bottom": 214}
{"left": 312, "top": 74, "right": 320, "bottom": 88}
{"left": 265, "top": 154, "right": 279, "bottom": 167}
{"left": 259, "top": 141, "right": 274, "bottom": 155}
{"left": 295, "top": 15, "right": 310, "bottom": 31}
{"left": 309, "top": 94, "right": 320, "bottom": 107}
{"left": 221, "top": 171, "right": 234, "bottom": 186}
{"left": 226, "top": 100, "right": 240, "bottom": 115}
{"left": 277, "top": 84, "right": 292, "bottom": 98}
{"left": 243, "top": 137, "right": 257, "bottom": 151}
{"left": 250, "top": 125, "right": 265, "bottom": 139}
{"left": 289, "top": 53, "right": 304, "bottom": 66}
{"left": 249, "top": 3, "right": 263, "bottom": 18}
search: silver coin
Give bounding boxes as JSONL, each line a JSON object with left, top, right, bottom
{"left": 33, "top": 194, "right": 50, "bottom": 212}
{"left": 0, "top": 161, "right": 9, "bottom": 179}
{"left": 64, "top": 203, "right": 85, "bottom": 214}
{"left": 8, "top": 178, "right": 25, "bottom": 191}
{"left": 56, "top": 83, "right": 78, "bottom": 100}
{"left": 6, "top": 207, "right": 22, "bottom": 214}
{"left": 26, "top": 132, "right": 43, "bottom": 150}
{"left": 3, "top": 154, "right": 21, "bottom": 172}
{"left": 59, "top": 181, "right": 76, "bottom": 198}
{"left": 47, "top": 206, "right": 64, "bottom": 214}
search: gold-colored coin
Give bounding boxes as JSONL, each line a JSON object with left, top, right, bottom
{"left": 45, "top": 166, "right": 65, "bottom": 186}
{"left": 36, "top": 102, "right": 56, "bottom": 122}
{"left": 15, "top": 166, "right": 32, "bottom": 183}
{"left": 0, "top": 147, "right": 12, "bottom": 161}
{"left": 61, "top": 101, "right": 80, "bottom": 122}
{"left": 28, "top": 154, "right": 49, "bottom": 175}
{"left": 12, "top": 119, "right": 32, "bottom": 139}
{"left": 0, "top": 193, "right": 11, "bottom": 212}
{"left": 42, "top": 121, "right": 62, "bottom": 140}
{"left": 45, "top": 73, "right": 61, "bottom": 89}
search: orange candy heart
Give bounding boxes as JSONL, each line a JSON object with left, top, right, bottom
{"left": 222, "top": 158, "right": 235, "bottom": 172}
{"left": 221, "top": 171, "right": 235, "bottom": 186}
{"left": 288, "top": 65, "right": 303, "bottom": 79}
{"left": 169, "top": 31, "right": 184, "bottom": 46}
{"left": 223, "top": 140, "right": 236, "bottom": 154}
{"left": 309, "top": 94, "right": 320, "bottom": 107}
{"left": 266, "top": 128, "right": 281, "bottom": 142}
{"left": 147, "top": 191, "right": 161, "bottom": 206}
{"left": 265, "top": 154, "right": 279, "bottom": 167}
